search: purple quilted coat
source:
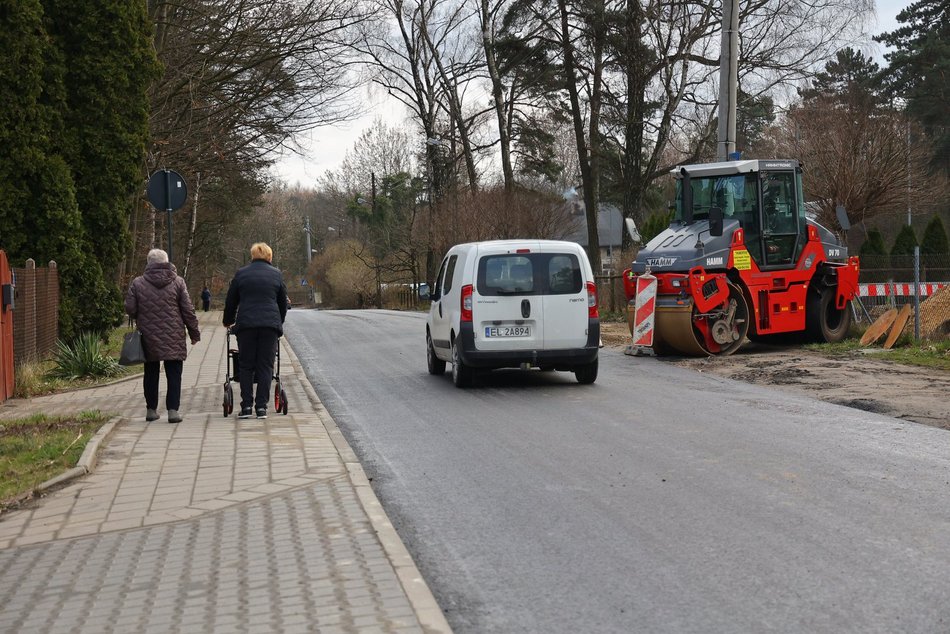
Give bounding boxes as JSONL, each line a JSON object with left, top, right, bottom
{"left": 125, "top": 262, "right": 201, "bottom": 362}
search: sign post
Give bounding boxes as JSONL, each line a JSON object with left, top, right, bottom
{"left": 146, "top": 170, "right": 188, "bottom": 262}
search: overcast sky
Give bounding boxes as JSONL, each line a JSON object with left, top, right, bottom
{"left": 272, "top": 0, "right": 916, "bottom": 186}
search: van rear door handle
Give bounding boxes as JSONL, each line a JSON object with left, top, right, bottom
{"left": 521, "top": 299, "right": 530, "bottom": 318}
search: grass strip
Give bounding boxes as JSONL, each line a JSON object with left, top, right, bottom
{"left": 805, "top": 338, "right": 950, "bottom": 371}
{"left": 0, "top": 411, "right": 111, "bottom": 505}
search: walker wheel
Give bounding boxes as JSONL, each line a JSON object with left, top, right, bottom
{"left": 274, "top": 383, "right": 282, "bottom": 411}
{"left": 223, "top": 384, "right": 233, "bottom": 417}
{"left": 280, "top": 389, "right": 288, "bottom": 415}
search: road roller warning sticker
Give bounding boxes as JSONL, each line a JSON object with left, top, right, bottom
{"left": 732, "top": 249, "right": 752, "bottom": 270}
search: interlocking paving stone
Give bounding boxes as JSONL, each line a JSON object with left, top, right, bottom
{"left": 0, "top": 313, "right": 443, "bottom": 633}
{"left": 0, "top": 480, "right": 423, "bottom": 633}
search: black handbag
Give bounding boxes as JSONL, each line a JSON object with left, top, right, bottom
{"left": 119, "top": 329, "right": 147, "bottom": 365}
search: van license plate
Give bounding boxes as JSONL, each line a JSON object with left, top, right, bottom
{"left": 485, "top": 326, "right": 530, "bottom": 337}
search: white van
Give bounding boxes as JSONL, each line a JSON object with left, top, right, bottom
{"left": 421, "top": 240, "right": 600, "bottom": 387}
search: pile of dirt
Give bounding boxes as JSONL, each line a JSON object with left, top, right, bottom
{"left": 919, "top": 285, "right": 950, "bottom": 339}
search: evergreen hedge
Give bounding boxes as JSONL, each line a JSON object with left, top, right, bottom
{"left": 0, "top": 1, "right": 157, "bottom": 340}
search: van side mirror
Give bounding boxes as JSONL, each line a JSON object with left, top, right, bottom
{"left": 624, "top": 218, "right": 641, "bottom": 244}
{"left": 418, "top": 283, "right": 430, "bottom": 301}
{"left": 708, "top": 206, "right": 724, "bottom": 237}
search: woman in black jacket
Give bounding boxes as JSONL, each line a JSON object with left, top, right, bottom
{"left": 223, "top": 243, "right": 288, "bottom": 419}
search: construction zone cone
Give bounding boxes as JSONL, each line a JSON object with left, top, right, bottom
{"left": 629, "top": 272, "right": 657, "bottom": 355}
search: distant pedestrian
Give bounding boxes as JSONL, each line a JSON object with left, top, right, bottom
{"left": 223, "top": 242, "right": 288, "bottom": 420}
{"left": 201, "top": 286, "right": 212, "bottom": 312}
{"left": 125, "top": 249, "right": 201, "bottom": 424}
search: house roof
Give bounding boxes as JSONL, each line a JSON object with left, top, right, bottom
{"left": 564, "top": 203, "right": 624, "bottom": 248}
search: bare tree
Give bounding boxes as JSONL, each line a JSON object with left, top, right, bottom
{"left": 142, "top": 0, "right": 369, "bottom": 274}
{"left": 777, "top": 103, "right": 935, "bottom": 231}
{"left": 597, "top": 0, "right": 875, "bottom": 235}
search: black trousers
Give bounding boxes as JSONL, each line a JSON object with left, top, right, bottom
{"left": 202, "top": 299, "right": 210, "bottom": 311}
{"left": 143, "top": 360, "right": 184, "bottom": 411}
{"left": 236, "top": 328, "right": 279, "bottom": 410}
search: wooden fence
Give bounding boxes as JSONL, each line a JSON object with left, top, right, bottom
{"left": 12, "top": 259, "right": 59, "bottom": 365}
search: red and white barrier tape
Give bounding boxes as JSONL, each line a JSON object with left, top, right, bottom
{"left": 858, "top": 282, "right": 947, "bottom": 297}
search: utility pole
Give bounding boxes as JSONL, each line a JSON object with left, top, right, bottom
{"left": 717, "top": 0, "right": 740, "bottom": 161}
{"left": 906, "top": 117, "right": 912, "bottom": 226}
{"left": 304, "top": 215, "right": 312, "bottom": 262}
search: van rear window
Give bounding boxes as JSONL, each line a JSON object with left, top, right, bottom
{"left": 477, "top": 253, "right": 582, "bottom": 296}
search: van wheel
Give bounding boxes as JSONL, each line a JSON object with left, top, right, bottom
{"left": 574, "top": 359, "right": 598, "bottom": 385}
{"left": 451, "top": 339, "right": 473, "bottom": 388}
{"left": 427, "top": 333, "right": 445, "bottom": 375}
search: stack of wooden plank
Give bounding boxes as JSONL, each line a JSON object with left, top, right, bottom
{"left": 859, "top": 287, "right": 950, "bottom": 347}
{"left": 860, "top": 306, "right": 911, "bottom": 349}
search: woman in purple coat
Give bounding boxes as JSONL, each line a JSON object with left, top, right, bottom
{"left": 125, "top": 249, "right": 201, "bottom": 423}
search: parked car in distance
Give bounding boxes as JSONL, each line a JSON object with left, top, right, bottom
{"left": 421, "top": 240, "right": 600, "bottom": 387}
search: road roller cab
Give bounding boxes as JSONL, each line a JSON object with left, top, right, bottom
{"left": 622, "top": 159, "right": 860, "bottom": 356}
{"left": 422, "top": 240, "right": 600, "bottom": 387}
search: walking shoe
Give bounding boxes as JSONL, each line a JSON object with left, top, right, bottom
{"left": 256, "top": 408, "right": 267, "bottom": 419}
{"left": 167, "top": 410, "right": 182, "bottom": 424}
{"left": 238, "top": 407, "right": 253, "bottom": 419}
{"left": 146, "top": 408, "right": 159, "bottom": 422}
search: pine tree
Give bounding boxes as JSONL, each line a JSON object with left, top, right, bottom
{"left": 920, "top": 215, "right": 949, "bottom": 254}
{"left": 859, "top": 228, "right": 888, "bottom": 256}
{"left": 800, "top": 47, "right": 884, "bottom": 109}
{"left": 890, "top": 224, "right": 919, "bottom": 257}
{"left": 876, "top": 1, "right": 950, "bottom": 172}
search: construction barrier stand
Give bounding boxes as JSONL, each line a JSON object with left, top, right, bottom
{"left": 632, "top": 273, "right": 657, "bottom": 348}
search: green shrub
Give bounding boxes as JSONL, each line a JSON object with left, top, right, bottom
{"left": 47, "top": 332, "right": 121, "bottom": 380}
{"left": 921, "top": 215, "right": 949, "bottom": 255}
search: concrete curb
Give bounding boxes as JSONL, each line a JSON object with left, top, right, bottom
{"left": 283, "top": 338, "right": 453, "bottom": 634}
{"left": 34, "top": 416, "right": 123, "bottom": 496}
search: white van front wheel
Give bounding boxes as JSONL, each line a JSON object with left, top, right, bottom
{"left": 451, "top": 339, "right": 473, "bottom": 388}
{"left": 574, "top": 359, "right": 598, "bottom": 385}
{"left": 427, "top": 333, "right": 446, "bottom": 375}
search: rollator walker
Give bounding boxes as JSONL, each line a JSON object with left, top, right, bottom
{"left": 222, "top": 328, "right": 288, "bottom": 417}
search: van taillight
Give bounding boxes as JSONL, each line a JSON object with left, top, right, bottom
{"left": 587, "top": 281, "right": 598, "bottom": 318}
{"left": 460, "top": 284, "right": 473, "bottom": 322}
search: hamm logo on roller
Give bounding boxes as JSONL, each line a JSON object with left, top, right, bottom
{"left": 646, "top": 257, "right": 677, "bottom": 267}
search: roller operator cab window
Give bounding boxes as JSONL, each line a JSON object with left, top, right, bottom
{"left": 675, "top": 173, "right": 759, "bottom": 225}
{"left": 761, "top": 172, "right": 802, "bottom": 266}
{"left": 477, "top": 253, "right": 582, "bottom": 296}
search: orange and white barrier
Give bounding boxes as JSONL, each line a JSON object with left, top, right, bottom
{"left": 632, "top": 274, "right": 657, "bottom": 348}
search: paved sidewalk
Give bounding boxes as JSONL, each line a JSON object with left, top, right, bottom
{"left": 0, "top": 312, "right": 450, "bottom": 633}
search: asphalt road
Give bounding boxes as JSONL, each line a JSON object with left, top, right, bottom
{"left": 285, "top": 308, "right": 950, "bottom": 634}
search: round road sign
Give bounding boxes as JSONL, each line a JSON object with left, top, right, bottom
{"left": 146, "top": 170, "right": 188, "bottom": 211}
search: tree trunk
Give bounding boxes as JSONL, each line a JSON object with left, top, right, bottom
{"left": 480, "top": 0, "right": 514, "bottom": 191}
{"left": 182, "top": 171, "right": 201, "bottom": 281}
{"left": 622, "top": 0, "right": 647, "bottom": 251}
{"left": 557, "top": 0, "right": 603, "bottom": 275}
{"left": 419, "top": 22, "right": 478, "bottom": 194}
